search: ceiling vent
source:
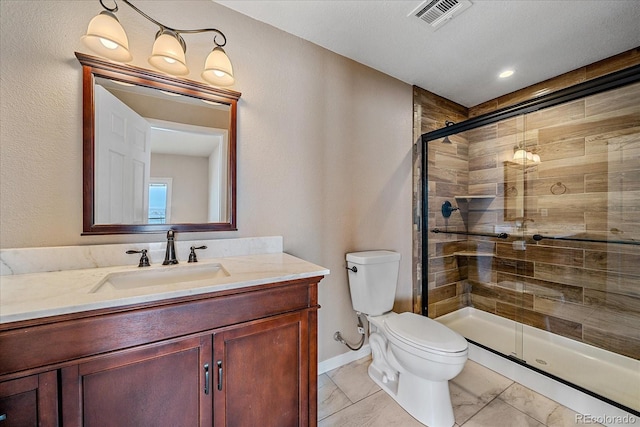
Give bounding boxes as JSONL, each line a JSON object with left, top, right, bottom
{"left": 410, "top": 0, "right": 472, "bottom": 29}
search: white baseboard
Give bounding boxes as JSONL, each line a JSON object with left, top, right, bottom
{"left": 318, "top": 344, "right": 371, "bottom": 375}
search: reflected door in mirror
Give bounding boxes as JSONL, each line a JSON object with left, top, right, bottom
{"left": 95, "top": 85, "right": 151, "bottom": 224}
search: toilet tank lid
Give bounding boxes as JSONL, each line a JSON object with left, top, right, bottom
{"left": 346, "top": 251, "right": 401, "bottom": 264}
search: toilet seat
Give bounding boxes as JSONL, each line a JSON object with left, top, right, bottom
{"left": 384, "top": 312, "right": 467, "bottom": 356}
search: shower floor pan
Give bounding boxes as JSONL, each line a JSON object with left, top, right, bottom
{"left": 437, "top": 307, "right": 639, "bottom": 413}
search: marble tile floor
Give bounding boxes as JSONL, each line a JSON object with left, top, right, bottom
{"left": 318, "top": 356, "right": 601, "bottom": 427}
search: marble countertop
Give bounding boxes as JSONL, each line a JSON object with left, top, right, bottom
{"left": 0, "top": 252, "right": 329, "bottom": 324}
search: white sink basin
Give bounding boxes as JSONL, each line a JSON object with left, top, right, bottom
{"left": 91, "top": 263, "right": 229, "bottom": 293}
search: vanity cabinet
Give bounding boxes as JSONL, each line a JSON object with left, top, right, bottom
{"left": 61, "top": 335, "right": 212, "bottom": 426}
{"left": 0, "top": 276, "right": 322, "bottom": 427}
{"left": 0, "top": 371, "right": 58, "bottom": 427}
{"left": 214, "top": 312, "right": 309, "bottom": 427}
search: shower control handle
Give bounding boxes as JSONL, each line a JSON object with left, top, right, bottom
{"left": 441, "top": 200, "right": 459, "bottom": 218}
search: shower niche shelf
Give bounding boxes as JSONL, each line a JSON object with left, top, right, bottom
{"left": 453, "top": 251, "right": 495, "bottom": 257}
{"left": 454, "top": 195, "right": 495, "bottom": 201}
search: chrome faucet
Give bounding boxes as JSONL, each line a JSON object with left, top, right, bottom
{"left": 162, "top": 230, "right": 179, "bottom": 265}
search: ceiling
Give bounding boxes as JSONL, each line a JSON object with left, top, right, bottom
{"left": 215, "top": 0, "right": 640, "bottom": 107}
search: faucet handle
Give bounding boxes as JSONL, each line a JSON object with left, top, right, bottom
{"left": 188, "top": 246, "right": 207, "bottom": 263}
{"left": 126, "top": 249, "right": 151, "bottom": 267}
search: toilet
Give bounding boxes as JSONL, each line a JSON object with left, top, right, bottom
{"left": 346, "top": 250, "right": 468, "bottom": 427}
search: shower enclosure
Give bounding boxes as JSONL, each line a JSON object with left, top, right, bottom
{"left": 420, "top": 64, "right": 640, "bottom": 414}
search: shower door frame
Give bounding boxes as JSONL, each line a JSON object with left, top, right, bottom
{"left": 419, "top": 63, "right": 640, "bottom": 415}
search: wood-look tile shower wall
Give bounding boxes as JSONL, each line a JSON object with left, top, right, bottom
{"left": 412, "top": 88, "right": 468, "bottom": 314}
{"left": 465, "top": 82, "right": 640, "bottom": 359}
{"left": 414, "top": 47, "right": 640, "bottom": 360}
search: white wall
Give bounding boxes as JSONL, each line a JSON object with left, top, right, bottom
{"left": 151, "top": 153, "right": 209, "bottom": 224}
{"left": 0, "top": 0, "right": 413, "bottom": 362}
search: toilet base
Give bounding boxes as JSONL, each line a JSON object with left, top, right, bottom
{"left": 368, "top": 362, "right": 455, "bottom": 427}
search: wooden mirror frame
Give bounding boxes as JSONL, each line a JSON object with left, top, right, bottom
{"left": 76, "top": 52, "right": 240, "bottom": 235}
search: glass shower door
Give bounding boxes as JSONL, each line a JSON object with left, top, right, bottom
{"left": 424, "top": 117, "right": 528, "bottom": 362}
{"left": 518, "top": 81, "right": 640, "bottom": 412}
{"left": 424, "top": 70, "right": 640, "bottom": 414}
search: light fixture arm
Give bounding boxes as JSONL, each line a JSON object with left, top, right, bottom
{"left": 99, "top": 0, "right": 227, "bottom": 48}
{"left": 98, "top": 0, "right": 118, "bottom": 13}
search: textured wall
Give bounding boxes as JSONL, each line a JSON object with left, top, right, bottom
{"left": 0, "top": 1, "right": 413, "bottom": 363}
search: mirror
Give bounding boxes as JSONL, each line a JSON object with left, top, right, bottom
{"left": 77, "top": 52, "right": 240, "bottom": 234}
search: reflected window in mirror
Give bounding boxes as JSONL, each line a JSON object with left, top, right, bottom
{"left": 148, "top": 179, "right": 171, "bottom": 224}
{"left": 77, "top": 52, "right": 241, "bottom": 235}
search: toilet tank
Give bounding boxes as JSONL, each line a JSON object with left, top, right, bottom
{"left": 346, "top": 250, "right": 401, "bottom": 316}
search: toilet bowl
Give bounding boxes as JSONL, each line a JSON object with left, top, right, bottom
{"left": 346, "top": 251, "right": 468, "bottom": 427}
{"left": 367, "top": 312, "right": 467, "bottom": 427}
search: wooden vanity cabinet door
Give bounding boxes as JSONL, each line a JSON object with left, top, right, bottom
{"left": 213, "top": 311, "right": 310, "bottom": 427}
{"left": 0, "top": 371, "right": 58, "bottom": 427}
{"left": 62, "top": 335, "right": 212, "bottom": 427}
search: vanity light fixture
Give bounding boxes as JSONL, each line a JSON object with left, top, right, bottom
{"left": 513, "top": 146, "right": 540, "bottom": 164}
{"left": 82, "top": 0, "right": 235, "bottom": 86}
{"left": 81, "top": 9, "right": 132, "bottom": 62}
{"left": 202, "top": 47, "right": 235, "bottom": 86}
{"left": 148, "top": 29, "right": 189, "bottom": 76}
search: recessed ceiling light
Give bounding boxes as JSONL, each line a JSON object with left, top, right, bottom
{"left": 499, "top": 69, "right": 515, "bottom": 79}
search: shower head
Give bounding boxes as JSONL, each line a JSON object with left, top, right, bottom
{"left": 442, "top": 120, "right": 455, "bottom": 144}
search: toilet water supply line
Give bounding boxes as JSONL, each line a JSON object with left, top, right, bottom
{"left": 334, "top": 312, "right": 366, "bottom": 351}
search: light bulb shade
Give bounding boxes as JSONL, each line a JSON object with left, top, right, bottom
{"left": 148, "top": 31, "right": 189, "bottom": 76}
{"left": 81, "top": 11, "right": 132, "bottom": 62}
{"left": 513, "top": 149, "right": 528, "bottom": 162}
{"left": 202, "top": 47, "right": 235, "bottom": 86}
{"left": 532, "top": 154, "right": 541, "bottom": 163}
